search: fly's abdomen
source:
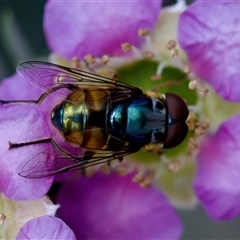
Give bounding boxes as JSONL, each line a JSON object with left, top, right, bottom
{"left": 51, "top": 101, "right": 88, "bottom": 145}
{"left": 51, "top": 89, "right": 111, "bottom": 148}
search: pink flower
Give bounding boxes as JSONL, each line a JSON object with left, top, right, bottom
{"left": 178, "top": 1, "right": 240, "bottom": 220}
{"left": 0, "top": 73, "right": 53, "bottom": 200}
{"left": 0, "top": 1, "right": 184, "bottom": 239}
{"left": 16, "top": 216, "right": 76, "bottom": 239}
{"left": 56, "top": 172, "right": 182, "bottom": 239}
{"left": 178, "top": 0, "right": 240, "bottom": 102}
{"left": 194, "top": 115, "right": 240, "bottom": 220}
{"left": 44, "top": 0, "right": 161, "bottom": 59}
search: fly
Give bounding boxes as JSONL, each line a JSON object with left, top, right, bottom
{"left": 1, "top": 61, "right": 189, "bottom": 178}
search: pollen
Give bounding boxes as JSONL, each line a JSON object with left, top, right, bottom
{"left": 170, "top": 48, "right": 179, "bottom": 58}
{"left": 101, "top": 54, "right": 110, "bottom": 65}
{"left": 184, "top": 65, "right": 192, "bottom": 74}
{"left": 185, "top": 151, "right": 193, "bottom": 163}
{"left": 138, "top": 28, "right": 150, "bottom": 37}
{"left": 142, "top": 50, "right": 155, "bottom": 59}
{"left": 188, "top": 138, "right": 198, "bottom": 150}
{"left": 85, "top": 167, "right": 95, "bottom": 178}
{"left": 145, "top": 91, "right": 159, "bottom": 98}
{"left": 168, "top": 160, "right": 181, "bottom": 172}
{"left": 132, "top": 171, "right": 144, "bottom": 182}
{"left": 84, "top": 54, "right": 95, "bottom": 64}
{"left": 71, "top": 57, "right": 81, "bottom": 69}
{"left": 121, "top": 42, "right": 132, "bottom": 52}
{"left": 132, "top": 170, "right": 155, "bottom": 188}
{"left": 200, "top": 120, "right": 210, "bottom": 130}
{"left": 140, "top": 178, "right": 152, "bottom": 188}
{"left": 189, "top": 80, "right": 197, "bottom": 90}
{"left": 166, "top": 40, "right": 177, "bottom": 50}
{"left": 198, "top": 87, "right": 209, "bottom": 98}
{"left": 186, "top": 112, "right": 197, "bottom": 131}
{"left": 194, "top": 119, "right": 210, "bottom": 136}
{"left": 115, "top": 166, "right": 127, "bottom": 176}
{"left": 100, "top": 164, "right": 111, "bottom": 175}
{"left": 151, "top": 74, "right": 161, "bottom": 81}
{"left": 194, "top": 126, "right": 206, "bottom": 136}
{"left": 0, "top": 213, "right": 6, "bottom": 225}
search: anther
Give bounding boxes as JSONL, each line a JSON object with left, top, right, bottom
{"left": 101, "top": 54, "right": 109, "bottom": 65}
{"left": 188, "top": 138, "right": 198, "bottom": 150}
{"left": 186, "top": 112, "right": 196, "bottom": 131}
{"left": 184, "top": 65, "right": 192, "bottom": 74}
{"left": 194, "top": 126, "right": 206, "bottom": 136}
{"left": 185, "top": 151, "right": 193, "bottom": 162}
{"left": 84, "top": 54, "right": 95, "bottom": 64}
{"left": 140, "top": 178, "right": 152, "bottom": 188}
{"left": 132, "top": 172, "right": 144, "bottom": 183}
{"left": 142, "top": 50, "right": 155, "bottom": 59}
{"left": 0, "top": 213, "right": 6, "bottom": 224}
{"left": 121, "top": 43, "right": 132, "bottom": 52}
{"left": 138, "top": 28, "right": 150, "bottom": 37}
{"left": 168, "top": 160, "right": 181, "bottom": 172}
{"left": 170, "top": 48, "right": 179, "bottom": 58}
{"left": 151, "top": 74, "right": 161, "bottom": 81}
{"left": 200, "top": 120, "right": 210, "bottom": 130}
{"left": 189, "top": 80, "right": 197, "bottom": 90}
{"left": 100, "top": 164, "right": 111, "bottom": 175}
{"left": 115, "top": 166, "right": 127, "bottom": 176}
{"left": 71, "top": 57, "right": 81, "bottom": 69}
{"left": 166, "top": 40, "right": 177, "bottom": 50}
{"left": 85, "top": 167, "right": 95, "bottom": 178}
{"left": 198, "top": 87, "right": 209, "bottom": 98}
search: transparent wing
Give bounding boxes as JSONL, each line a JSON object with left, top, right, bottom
{"left": 14, "top": 61, "right": 143, "bottom": 178}
{"left": 18, "top": 139, "right": 132, "bottom": 178}
{"left": 17, "top": 61, "right": 141, "bottom": 93}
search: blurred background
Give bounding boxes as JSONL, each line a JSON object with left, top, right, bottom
{"left": 0, "top": 0, "right": 240, "bottom": 239}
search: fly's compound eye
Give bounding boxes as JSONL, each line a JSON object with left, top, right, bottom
{"left": 163, "top": 93, "right": 189, "bottom": 149}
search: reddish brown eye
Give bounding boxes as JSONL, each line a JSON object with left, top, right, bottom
{"left": 163, "top": 93, "right": 189, "bottom": 148}
{"left": 163, "top": 122, "right": 188, "bottom": 148}
{"left": 165, "top": 93, "right": 189, "bottom": 121}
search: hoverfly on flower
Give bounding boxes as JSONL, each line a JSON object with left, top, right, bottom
{"left": 1, "top": 61, "right": 189, "bottom": 178}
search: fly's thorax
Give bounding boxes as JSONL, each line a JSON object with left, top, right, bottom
{"left": 109, "top": 96, "right": 168, "bottom": 147}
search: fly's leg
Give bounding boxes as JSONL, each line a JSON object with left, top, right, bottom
{"left": 0, "top": 84, "right": 77, "bottom": 105}
{"left": 8, "top": 138, "right": 78, "bottom": 159}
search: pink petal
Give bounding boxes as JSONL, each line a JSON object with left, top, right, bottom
{"left": 178, "top": 1, "right": 240, "bottom": 102}
{"left": 16, "top": 216, "right": 76, "bottom": 239}
{"left": 57, "top": 172, "right": 182, "bottom": 239}
{"left": 44, "top": 0, "right": 162, "bottom": 59}
{"left": 0, "top": 72, "right": 42, "bottom": 101}
{"left": 0, "top": 104, "right": 53, "bottom": 200}
{"left": 194, "top": 114, "right": 240, "bottom": 220}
